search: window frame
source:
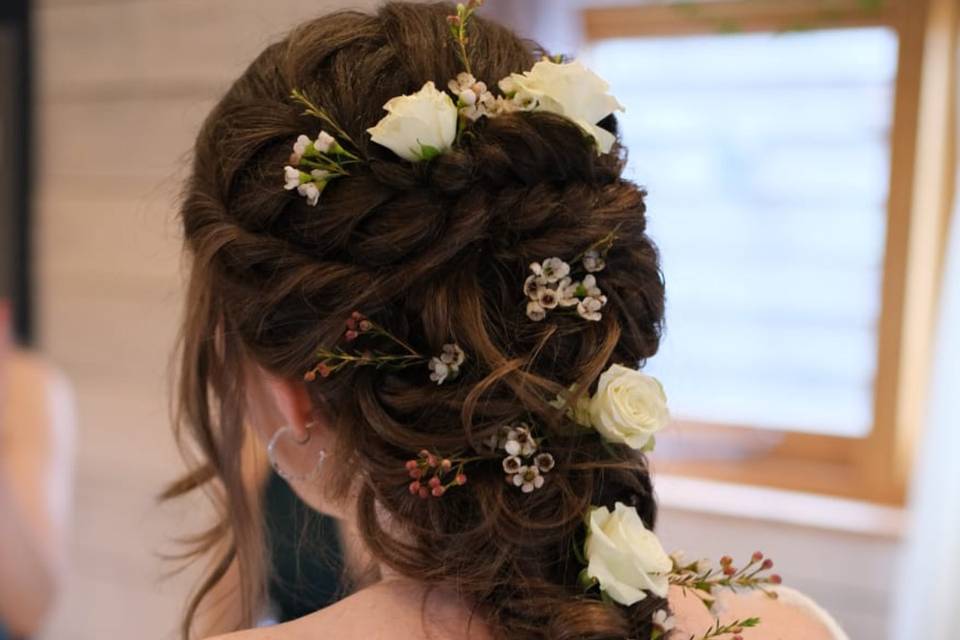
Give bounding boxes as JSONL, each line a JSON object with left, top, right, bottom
{"left": 581, "top": 0, "right": 956, "bottom": 504}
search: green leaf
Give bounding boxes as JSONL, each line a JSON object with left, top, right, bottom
{"left": 577, "top": 567, "right": 598, "bottom": 591}
{"left": 573, "top": 537, "right": 587, "bottom": 565}
{"left": 417, "top": 143, "right": 442, "bottom": 161}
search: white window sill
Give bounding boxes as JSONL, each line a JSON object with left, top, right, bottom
{"left": 656, "top": 474, "right": 906, "bottom": 539}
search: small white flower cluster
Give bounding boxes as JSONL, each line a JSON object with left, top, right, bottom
{"left": 427, "top": 343, "right": 466, "bottom": 385}
{"left": 484, "top": 423, "right": 556, "bottom": 493}
{"left": 284, "top": 164, "right": 329, "bottom": 207}
{"left": 524, "top": 250, "right": 608, "bottom": 322}
{"left": 283, "top": 130, "right": 354, "bottom": 206}
{"left": 448, "top": 72, "right": 501, "bottom": 121}
{"left": 651, "top": 609, "right": 676, "bottom": 635}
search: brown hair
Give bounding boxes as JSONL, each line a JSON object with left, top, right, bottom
{"left": 166, "top": 2, "right": 666, "bottom": 639}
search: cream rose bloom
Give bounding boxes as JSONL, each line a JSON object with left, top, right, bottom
{"left": 585, "top": 502, "right": 671, "bottom": 605}
{"left": 588, "top": 364, "right": 669, "bottom": 450}
{"left": 367, "top": 81, "right": 458, "bottom": 162}
{"left": 498, "top": 59, "right": 625, "bottom": 153}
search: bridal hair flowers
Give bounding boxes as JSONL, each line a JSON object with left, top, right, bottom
{"left": 552, "top": 362, "right": 670, "bottom": 453}
{"left": 283, "top": 0, "right": 625, "bottom": 204}
{"left": 525, "top": 229, "right": 618, "bottom": 322}
{"left": 579, "top": 504, "right": 783, "bottom": 639}
{"left": 483, "top": 423, "right": 556, "bottom": 492}
{"left": 303, "top": 310, "right": 466, "bottom": 385}
{"left": 582, "top": 502, "right": 673, "bottom": 605}
{"left": 284, "top": 90, "right": 362, "bottom": 206}
{"left": 405, "top": 449, "right": 470, "bottom": 499}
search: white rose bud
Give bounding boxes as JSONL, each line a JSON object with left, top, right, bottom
{"left": 585, "top": 502, "right": 671, "bottom": 605}
{"left": 498, "top": 59, "right": 625, "bottom": 153}
{"left": 367, "top": 81, "right": 458, "bottom": 162}
{"left": 588, "top": 363, "right": 669, "bottom": 450}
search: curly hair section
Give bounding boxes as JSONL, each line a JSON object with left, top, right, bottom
{"left": 167, "top": 3, "right": 667, "bottom": 639}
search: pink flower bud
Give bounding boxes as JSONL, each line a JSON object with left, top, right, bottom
{"left": 723, "top": 565, "right": 736, "bottom": 576}
{"left": 345, "top": 316, "right": 357, "bottom": 331}
{"left": 440, "top": 459, "right": 453, "bottom": 471}
{"left": 426, "top": 454, "right": 438, "bottom": 468}
{"left": 405, "top": 460, "right": 418, "bottom": 471}
{"left": 431, "top": 486, "right": 445, "bottom": 497}
{"left": 408, "top": 468, "right": 422, "bottom": 479}
{"left": 762, "top": 559, "right": 774, "bottom": 570}
{"left": 345, "top": 329, "right": 358, "bottom": 341}
{"left": 720, "top": 555, "right": 733, "bottom": 566}
{"left": 358, "top": 320, "right": 372, "bottom": 332}
{"left": 455, "top": 473, "right": 467, "bottom": 485}
{"left": 317, "top": 363, "right": 332, "bottom": 378}
{"left": 408, "top": 481, "right": 421, "bottom": 495}
{"left": 770, "top": 574, "right": 782, "bottom": 584}
{"left": 304, "top": 370, "right": 317, "bottom": 382}
{"left": 428, "top": 476, "right": 442, "bottom": 488}
{"left": 752, "top": 551, "right": 764, "bottom": 562}
{"left": 418, "top": 449, "right": 430, "bottom": 459}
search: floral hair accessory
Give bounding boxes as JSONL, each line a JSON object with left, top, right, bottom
{"left": 428, "top": 343, "right": 466, "bottom": 384}
{"left": 303, "top": 311, "right": 466, "bottom": 386}
{"left": 483, "top": 422, "right": 555, "bottom": 492}
{"left": 283, "top": 90, "right": 362, "bottom": 206}
{"left": 284, "top": 0, "right": 623, "bottom": 203}
{"left": 580, "top": 502, "right": 782, "bottom": 639}
{"left": 366, "top": 81, "right": 460, "bottom": 162}
{"left": 498, "top": 59, "right": 625, "bottom": 154}
{"left": 405, "top": 449, "right": 470, "bottom": 499}
{"left": 551, "top": 362, "right": 668, "bottom": 453}
{"left": 582, "top": 502, "right": 672, "bottom": 605}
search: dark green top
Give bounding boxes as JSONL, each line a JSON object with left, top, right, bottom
{"left": 264, "top": 472, "right": 346, "bottom": 621}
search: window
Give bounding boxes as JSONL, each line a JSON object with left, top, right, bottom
{"left": 581, "top": 0, "right": 955, "bottom": 503}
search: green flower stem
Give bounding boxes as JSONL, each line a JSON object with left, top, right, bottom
{"left": 290, "top": 89, "right": 359, "bottom": 151}
{"left": 692, "top": 617, "right": 761, "bottom": 640}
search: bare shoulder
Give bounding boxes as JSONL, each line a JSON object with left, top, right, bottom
{"left": 668, "top": 585, "right": 850, "bottom": 640}
{"left": 205, "top": 579, "right": 492, "bottom": 640}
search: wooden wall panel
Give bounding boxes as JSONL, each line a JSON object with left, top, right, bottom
{"left": 37, "top": 0, "right": 367, "bottom": 99}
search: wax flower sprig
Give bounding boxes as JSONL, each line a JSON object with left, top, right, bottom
{"left": 669, "top": 551, "right": 782, "bottom": 611}
{"left": 689, "top": 617, "right": 762, "bottom": 640}
{"left": 304, "top": 311, "right": 466, "bottom": 384}
{"left": 405, "top": 449, "right": 473, "bottom": 499}
{"left": 446, "top": 0, "right": 485, "bottom": 77}
{"left": 284, "top": 89, "right": 363, "bottom": 206}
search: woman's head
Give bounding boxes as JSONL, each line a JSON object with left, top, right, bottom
{"left": 170, "top": 2, "right": 666, "bottom": 638}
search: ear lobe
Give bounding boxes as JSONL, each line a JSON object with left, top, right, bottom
{"left": 265, "top": 375, "right": 316, "bottom": 443}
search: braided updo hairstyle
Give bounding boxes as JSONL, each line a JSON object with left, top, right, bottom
{"left": 167, "top": 2, "right": 666, "bottom": 638}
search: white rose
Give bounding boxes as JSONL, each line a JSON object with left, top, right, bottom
{"left": 498, "top": 59, "right": 625, "bottom": 153}
{"left": 588, "top": 364, "right": 669, "bottom": 450}
{"left": 585, "top": 502, "right": 671, "bottom": 605}
{"left": 367, "top": 81, "right": 458, "bottom": 162}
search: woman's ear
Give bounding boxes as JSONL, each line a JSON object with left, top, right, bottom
{"left": 264, "top": 374, "right": 317, "bottom": 443}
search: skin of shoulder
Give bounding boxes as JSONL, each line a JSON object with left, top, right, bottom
{"left": 668, "top": 585, "right": 842, "bottom": 640}
{"left": 204, "top": 579, "right": 492, "bottom": 640}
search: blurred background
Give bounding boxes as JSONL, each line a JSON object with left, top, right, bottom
{"left": 1, "top": 0, "right": 958, "bottom": 638}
